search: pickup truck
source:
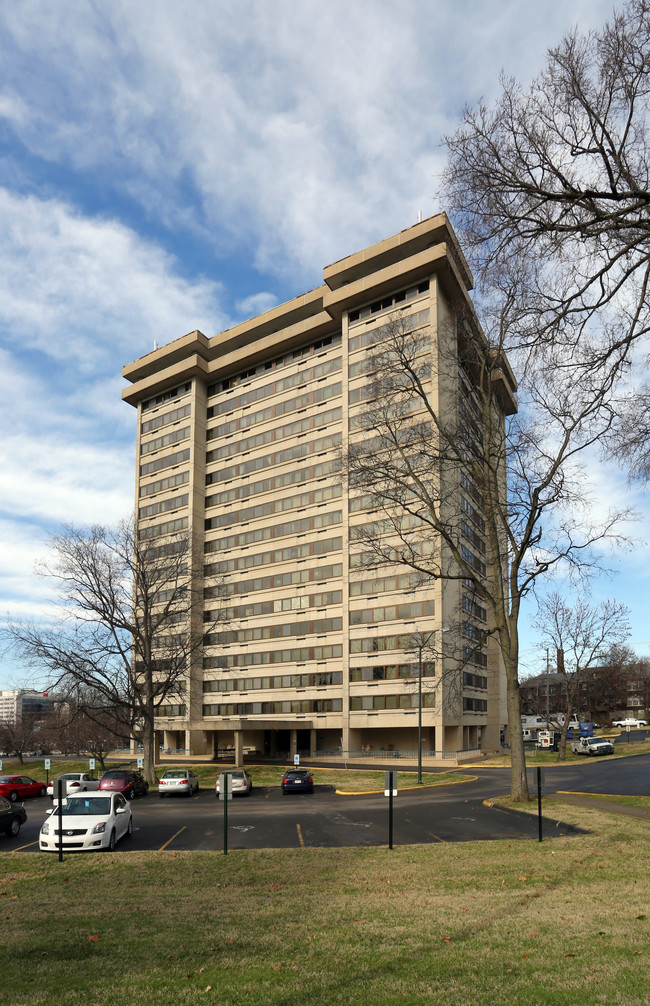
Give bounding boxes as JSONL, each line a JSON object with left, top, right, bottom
{"left": 612, "top": 717, "right": 648, "bottom": 728}
{"left": 570, "top": 736, "right": 614, "bottom": 756}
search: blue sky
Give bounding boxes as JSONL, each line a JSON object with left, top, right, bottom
{"left": 1, "top": 0, "right": 648, "bottom": 690}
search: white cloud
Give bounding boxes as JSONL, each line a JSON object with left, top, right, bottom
{"left": 0, "top": 1, "right": 616, "bottom": 285}
{"left": 0, "top": 188, "right": 228, "bottom": 368}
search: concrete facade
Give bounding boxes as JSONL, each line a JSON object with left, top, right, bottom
{"left": 122, "top": 214, "right": 513, "bottom": 761}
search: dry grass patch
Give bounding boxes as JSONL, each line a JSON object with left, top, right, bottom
{"left": 1, "top": 802, "right": 649, "bottom": 1005}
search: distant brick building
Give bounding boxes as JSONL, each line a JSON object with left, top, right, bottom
{"left": 520, "top": 661, "right": 650, "bottom": 724}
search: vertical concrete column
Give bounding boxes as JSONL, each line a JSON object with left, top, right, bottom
{"left": 234, "top": 730, "right": 244, "bottom": 766}
{"left": 310, "top": 728, "right": 317, "bottom": 756}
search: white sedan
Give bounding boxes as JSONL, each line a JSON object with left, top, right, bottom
{"left": 157, "top": 769, "right": 200, "bottom": 798}
{"left": 47, "top": 773, "right": 100, "bottom": 799}
{"left": 39, "top": 792, "right": 132, "bottom": 852}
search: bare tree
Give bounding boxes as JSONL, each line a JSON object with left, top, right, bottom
{"left": 0, "top": 714, "right": 37, "bottom": 765}
{"left": 534, "top": 594, "right": 631, "bottom": 758}
{"left": 345, "top": 310, "right": 632, "bottom": 801}
{"left": 2, "top": 519, "right": 223, "bottom": 784}
{"left": 52, "top": 689, "right": 131, "bottom": 770}
{"left": 442, "top": 0, "right": 650, "bottom": 478}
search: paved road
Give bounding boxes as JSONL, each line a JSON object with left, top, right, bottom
{"left": 7, "top": 753, "right": 648, "bottom": 854}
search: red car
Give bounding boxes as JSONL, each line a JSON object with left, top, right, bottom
{"left": 0, "top": 774, "right": 47, "bottom": 802}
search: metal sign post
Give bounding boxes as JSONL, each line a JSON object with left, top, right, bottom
{"left": 218, "top": 772, "right": 233, "bottom": 855}
{"left": 384, "top": 770, "right": 397, "bottom": 850}
{"left": 56, "top": 777, "right": 64, "bottom": 862}
{"left": 536, "top": 767, "right": 545, "bottom": 842}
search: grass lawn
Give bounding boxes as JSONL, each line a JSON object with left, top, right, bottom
{"left": 561, "top": 793, "right": 650, "bottom": 812}
{"left": 2, "top": 759, "right": 473, "bottom": 794}
{"left": 1, "top": 802, "right": 649, "bottom": 1005}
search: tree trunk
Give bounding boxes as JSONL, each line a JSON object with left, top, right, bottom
{"left": 505, "top": 658, "right": 529, "bottom": 802}
{"left": 141, "top": 703, "right": 158, "bottom": 785}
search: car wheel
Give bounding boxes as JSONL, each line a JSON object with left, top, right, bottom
{"left": 39, "top": 786, "right": 47, "bottom": 797}
{"left": 127, "top": 817, "right": 133, "bottom": 837}
{"left": 9, "top": 817, "right": 20, "bottom": 837}
{"left": 128, "top": 788, "right": 135, "bottom": 800}
{"left": 8, "top": 790, "right": 18, "bottom": 802}
{"left": 106, "top": 829, "right": 116, "bottom": 852}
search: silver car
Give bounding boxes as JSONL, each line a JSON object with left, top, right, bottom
{"left": 215, "top": 769, "right": 252, "bottom": 797}
{"left": 158, "top": 769, "right": 200, "bottom": 798}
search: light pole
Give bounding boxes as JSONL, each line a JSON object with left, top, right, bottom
{"left": 413, "top": 631, "right": 435, "bottom": 785}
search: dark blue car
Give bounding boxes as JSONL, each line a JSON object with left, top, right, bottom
{"left": 281, "top": 769, "right": 314, "bottom": 794}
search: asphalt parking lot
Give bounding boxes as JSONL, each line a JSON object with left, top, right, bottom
{"left": 4, "top": 758, "right": 627, "bottom": 854}
{"left": 3, "top": 752, "right": 648, "bottom": 854}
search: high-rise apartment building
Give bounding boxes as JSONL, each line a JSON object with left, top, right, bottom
{"left": 122, "top": 214, "right": 514, "bottom": 762}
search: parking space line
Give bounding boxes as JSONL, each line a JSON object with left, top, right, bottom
{"left": 11, "top": 840, "right": 38, "bottom": 852}
{"left": 296, "top": 823, "right": 305, "bottom": 849}
{"left": 158, "top": 826, "right": 186, "bottom": 851}
{"left": 405, "top": 817, "right": 447, "bottom": 843}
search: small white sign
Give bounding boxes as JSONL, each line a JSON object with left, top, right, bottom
{"left": 89, "top": 758, "right": 96, "bottom": 770}
{"left": 45, "top": 759, "right": 51, "bottom": 771}
{"left": 384, "top": 770, "right": 397, "bottom": 797}
{"left": 137, "top": 757, "right": 144, "bottom": 768}
{"left": 294, "top": 754, "right": 300, "bottom": 766}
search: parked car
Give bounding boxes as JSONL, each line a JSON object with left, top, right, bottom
{"left": 158, "top": 769, "right": 199, "bottom": 798}
{"left": 0, "top": 775, "right": 47, "bottom": 802}
{"left": 281, "top": 769, "right": 314, "bottom": 794}
{"left": 39, "top": 792, "right": 132, "bottom": 853}
{"left": 98, "top": 769, "right": 148, "bottom": 800}
{"left": 215, "top": 769, "right": 252, "bottom": 797}
{"left": 612, "top": 717, "right": 648, "bottom": 728}
{"left": 47, "top": 773, "right": 99, "bottom": 799}
{"left": 0, "top": 796, "right": 27, "bottom": 837}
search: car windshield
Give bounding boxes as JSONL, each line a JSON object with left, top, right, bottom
{"left": 163, "top": 771, "right": 187, "bottom": 779}
{"left": 61, "top": 797, "right": 112, "bottom": 816}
